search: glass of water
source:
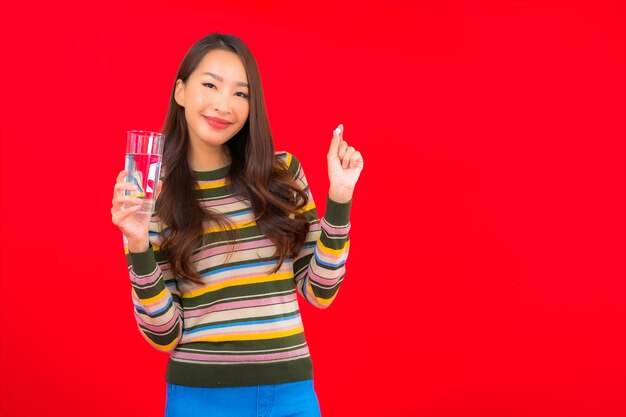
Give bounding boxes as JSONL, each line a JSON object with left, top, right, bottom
{"left": 125, "top": 130, "right": 165, "bottom": 214}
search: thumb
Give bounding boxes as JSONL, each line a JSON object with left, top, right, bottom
{"left": 156, "top": 180, "right": 163, "bottom": 199}
{"left": 327, "top": 124, "right": 342, "bottom": 160}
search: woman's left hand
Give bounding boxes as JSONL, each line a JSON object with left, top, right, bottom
{"left": 327, "top": 124, "right": 364, "bottom": 203}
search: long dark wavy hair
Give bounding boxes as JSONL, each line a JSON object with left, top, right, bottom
{"left": 156, "top": 33, "right": 310, "bottom": 285}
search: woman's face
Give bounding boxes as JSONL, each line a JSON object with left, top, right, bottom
{"left": 175, "top": 49, "right": 250, "bottom": 153}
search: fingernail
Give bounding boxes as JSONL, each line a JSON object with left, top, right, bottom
{"left": 334, "top": 127, "right": 341, "bottom": 135}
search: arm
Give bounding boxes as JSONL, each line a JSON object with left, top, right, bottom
{"left": 125, "top": 227, "right": 183, "bottom": 352}
{"left": 113, "top": 168, "right": 183, "bottom": 352}
{"left": 292, "top": 124, "right": 363, "bottom": 308}
{"left": 290, "top": 154, "right": 352, "bottom": 309}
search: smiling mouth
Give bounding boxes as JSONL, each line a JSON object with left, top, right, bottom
{"left": 203, "top": 116, "right": 232, "bottom": 129}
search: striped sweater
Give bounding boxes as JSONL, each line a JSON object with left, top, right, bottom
{"left": 124, "top": 151, "right": 352, "bottom": 388}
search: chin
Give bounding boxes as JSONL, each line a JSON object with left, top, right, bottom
{"left": 199, "top": 134, "right": 233, "bottom": 146}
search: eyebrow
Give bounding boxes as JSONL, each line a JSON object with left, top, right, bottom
{"left": 202, "top": 72, "right": 249, "bottom": 88}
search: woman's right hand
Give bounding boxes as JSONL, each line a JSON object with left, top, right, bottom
{"left": 111, "top": 169, "right": 152, "bottom": 252}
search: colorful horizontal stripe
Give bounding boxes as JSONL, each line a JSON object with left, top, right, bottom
{"left": 124, "top": 151, "right": 352, "bottom": 388}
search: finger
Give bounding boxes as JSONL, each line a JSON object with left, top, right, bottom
{"left": 156, "top": 180, "right": 163, "bottom": 199}
{"left": 342, "top": 147, "right": 355, "bottom": 169}
{"left": 114, "top": 181, "right": 138, "bottom": 198}
{"left": 112, "top": 204, "right": 143, "bottom": 225}
{"left": 116, "top": 170, "right": 129, "bottom": 182}
{"left": 114, "top": 170, "right": 132, "bottom": 198}
{"left": 113, "top": 194, "right": 144, "bottom": 208}
{"left": 337, "top": 141, "right": 349, "bottom": 160}
{"left": 348, "top": 151, "right": 363, "bottom": 169}
{"left": 115, "top": 181, "right": 138, "bottom": 192}
{"left": 327, "top": 125, "right": 342, "bottom": 159}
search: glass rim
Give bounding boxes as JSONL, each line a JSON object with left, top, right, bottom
{"left": 127, "top": 130, "right": 165, "bottom": 138}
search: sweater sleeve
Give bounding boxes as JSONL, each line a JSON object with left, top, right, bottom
{"left": 288, "top": 153, "right": 352, "bottom": 309}
{"left": 124, "top": 224, "right": 183, "bottom": 352}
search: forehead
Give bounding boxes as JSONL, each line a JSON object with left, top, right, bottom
{"left": 194, "top": 49, "right": 248, "bottom": 83}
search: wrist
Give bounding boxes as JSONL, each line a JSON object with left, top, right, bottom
{"left": 127, "top": 237, "right": 150, "bottom": 253}
{"left": 328, "top": 185, "right": 353, "bottom": 204}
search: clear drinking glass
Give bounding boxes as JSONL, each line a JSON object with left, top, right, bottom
{"left": 124, "top": 130, "right": 165, "bottom": 214}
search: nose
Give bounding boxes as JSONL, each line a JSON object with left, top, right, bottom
{"left": 212, "top": 92, "right": 231, "bottom": 114}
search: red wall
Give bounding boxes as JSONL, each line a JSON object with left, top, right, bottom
{"left": 1, "top": 1, "right": 624, "bottom": 416}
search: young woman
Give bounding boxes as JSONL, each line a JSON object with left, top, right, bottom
{"left": 111, "top": 33, "right": 364, "bottom": 417}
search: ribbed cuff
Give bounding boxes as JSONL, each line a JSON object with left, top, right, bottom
{"left": 127, "top": 248, "right": 158, "bottom": 276}
{"left": 324, "top": 196, "right": 352, "bottom": 226}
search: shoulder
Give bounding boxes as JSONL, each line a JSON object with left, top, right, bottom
{"left": 275, "top": 150, "right": 303, "bottom": 177}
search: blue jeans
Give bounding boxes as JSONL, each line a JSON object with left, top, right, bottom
{"left": 164, "top": 379, "right": 322, "bottom": 417}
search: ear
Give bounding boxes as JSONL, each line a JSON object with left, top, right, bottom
{"left": 174, "top": 79, "right": 185, "bottom": 107}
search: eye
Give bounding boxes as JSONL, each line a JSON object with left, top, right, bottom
{"left": 202, "top": 83, "right": 216, "bottom": 89}
{"left": 235, "top": 92, "right": 249, "bottom": 99}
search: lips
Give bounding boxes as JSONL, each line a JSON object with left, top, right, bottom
{"left": 203, "top": 115, "right": 232, "bottom": 130}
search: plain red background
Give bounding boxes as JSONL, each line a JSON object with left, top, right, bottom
{"left": 1, "top": 1, "right": 624, "bottom": 416}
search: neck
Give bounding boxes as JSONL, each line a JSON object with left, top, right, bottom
{"left": 187, "top": 141, "right": 231, "bottom": 172}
